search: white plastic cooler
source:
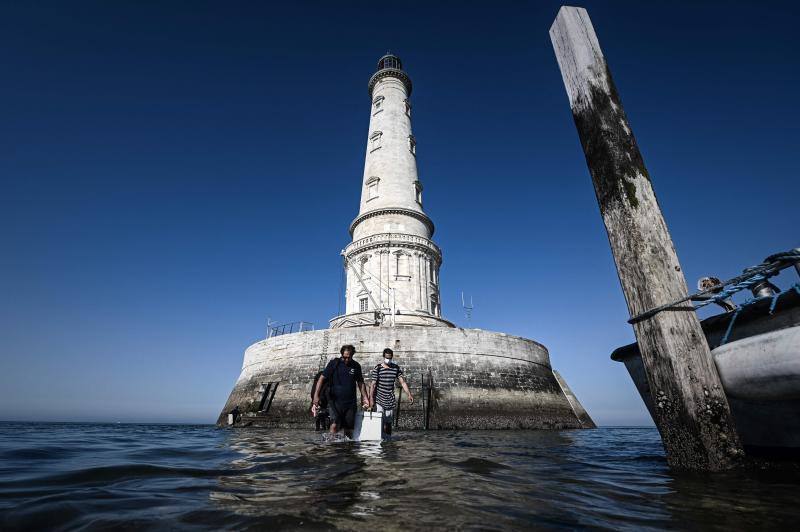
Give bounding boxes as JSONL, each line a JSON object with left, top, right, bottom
{"left": 353, "top": 411, "right": 383, "bottom": 441}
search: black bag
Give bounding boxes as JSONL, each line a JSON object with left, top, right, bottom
{"left": 311, "top": 359, "right": 341, "bottom": 408}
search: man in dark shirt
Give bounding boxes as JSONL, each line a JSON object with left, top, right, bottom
{"left": 311, "top": 344, "right": 369, "bottom": 437}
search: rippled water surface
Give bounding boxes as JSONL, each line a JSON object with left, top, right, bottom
{"left": 1, "top": 423, "right": 799, "bottom": 530}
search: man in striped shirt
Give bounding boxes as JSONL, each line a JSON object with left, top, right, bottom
{"left": 368, "top": 348, "right": 414, "bottom": 436}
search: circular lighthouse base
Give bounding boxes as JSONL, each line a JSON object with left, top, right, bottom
{"left": 217, "top": 326, "right": 593, "bottom": 430}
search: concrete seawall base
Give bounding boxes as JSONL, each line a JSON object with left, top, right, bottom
{"left": 217, "top": 326, "right": 594, "bottom": 430}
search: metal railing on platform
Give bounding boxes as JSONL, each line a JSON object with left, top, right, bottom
{"left": 267, "top": 321, "right": 315, "bottom": 338}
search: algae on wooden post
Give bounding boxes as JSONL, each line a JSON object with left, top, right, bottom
{"left": 549, "top": 5, "right": 744, "bottom": 470}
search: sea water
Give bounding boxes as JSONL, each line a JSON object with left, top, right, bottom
{"left": 1, "top": 422, "right": 799, "bottom": 530}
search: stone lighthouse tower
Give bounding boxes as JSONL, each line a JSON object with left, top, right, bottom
{"left": 217, "top": 53, "right": 595, "bottom": 431}
{"left": 330, "top": 54, "right": 453, "bottom": 329}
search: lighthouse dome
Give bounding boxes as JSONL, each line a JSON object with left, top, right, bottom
{"left": 369, "top": 52, "right": 412, "bottom": 96}
{"left": 377, "top": 53, "right": 403, "bottom": 71}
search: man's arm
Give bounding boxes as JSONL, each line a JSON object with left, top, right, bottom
{"left": 369, "top": 381, "right": 377, "bottom": 408}
{"left": 398, "top": 376, "right": 414, "bottom": 404}
{"left": 358, "top": 380, "right": 370, "bottom": 409}
{"left": 311, "top": 375, "right": 326, "bottom": 416}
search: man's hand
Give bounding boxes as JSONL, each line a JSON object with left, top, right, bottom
{"left": 362, "top": 399, "right": 371, "bottom": 410}
{"left": 311, "top": 403, "right": 319, "bottom": 417}
{"left": 408, "top": 395, "right": 414, "bottom": 405}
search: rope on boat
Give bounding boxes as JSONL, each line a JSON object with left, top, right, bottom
{"left": 768, "top": 291, "right": 782, "bottom": 315}
{"left": 628, "top": 249, "right": 800, "bottom": 325}
{"left": 719, "top": 307, "right": 742, "bottom": 347}
{"left": 717, "top": 283, "right": 800, "bottom": 346}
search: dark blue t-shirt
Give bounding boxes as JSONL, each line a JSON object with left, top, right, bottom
{"left": 322, "top": 358, "right": 364, "bottom": 406}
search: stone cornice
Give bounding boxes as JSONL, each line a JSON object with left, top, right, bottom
{"left": 349, "top": 207, "right": 434, "bottom": 237}
{"left": 344, "top": 232, "right": 442, "bottom": 262}
{"left": 329, "top": 310, "right": 455, "bottom": 329}
{"left": 368, "top": 68, "right": 412, "bottom": 97}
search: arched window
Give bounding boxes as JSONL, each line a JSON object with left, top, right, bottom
{"left": 408, "top": 135, "right": 416, "bottom": 155}
{"left": 414, "top": 180, "right": 423, "bottom": 205}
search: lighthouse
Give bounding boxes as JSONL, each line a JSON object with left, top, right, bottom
{"left": 331, "top": 54, "right": 452, "bottom": 328}
{"left": 217, "top": 54, "right": 594, "bottom": 431}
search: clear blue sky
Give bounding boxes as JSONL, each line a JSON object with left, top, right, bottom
{"left": 1, "top": 1, "right": 797, "bottom": 425}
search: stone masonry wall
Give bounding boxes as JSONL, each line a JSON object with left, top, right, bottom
{"left": 217, "top": 326, "right": 592, "bottom": 430}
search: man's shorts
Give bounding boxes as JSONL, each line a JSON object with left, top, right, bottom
{"left": 328, "top": 402, "right": 356, "bottom": 429}
{"left": 376, "top": 404, "right": 394, "bottom": 425}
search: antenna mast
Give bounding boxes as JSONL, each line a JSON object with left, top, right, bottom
{"left": 461, "top": 292, "right": 474, "bottom": 327}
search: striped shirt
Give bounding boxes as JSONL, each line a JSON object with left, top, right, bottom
{"left": 369, "top": 363, "right": 403, "bottom": 409}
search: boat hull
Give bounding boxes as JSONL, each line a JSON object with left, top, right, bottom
{"left": 612, "top": 288, "right": 800, "bottom": 456}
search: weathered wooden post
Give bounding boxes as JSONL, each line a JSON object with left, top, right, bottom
{"left": 549, "top": 6, "right": 744, "bottom": 470}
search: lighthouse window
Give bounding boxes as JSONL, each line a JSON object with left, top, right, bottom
{"left": 394, "top": 252, "right": 410, "bottom": 278}
{"left": 430, "top": 296, "right": 438, "bottom": 315}
{"left": 370, "top": 131, "right": 382, "bottom": 151}
{"left": 366, "top": 176, "right": 380, "bottom": 200}
{"left": 359, "top": 298, "right": 368, "bottom": 312}
{"left": 404, "top": 99, "right": 411, "bottom": 117}
{"left": 414, "top": 181, "right": 423, "bottom": 205}
{"left": 408, "top": 135, "right": 416, "bottom": 155}
{"left": 373, "top": 96, "right": 384, "bottom": 116}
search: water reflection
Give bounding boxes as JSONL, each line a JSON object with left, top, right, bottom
{"left": 1, "top": 424, "right": 799, "bottom": 530}
{"left": 211, "top": 429, "right": 384, "bottom": 525}
{"left": 208, "top": 428, "right": 800, "bottom": 530}
{"left": 662, "top": 466, "right": 800, "bottom": 530}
